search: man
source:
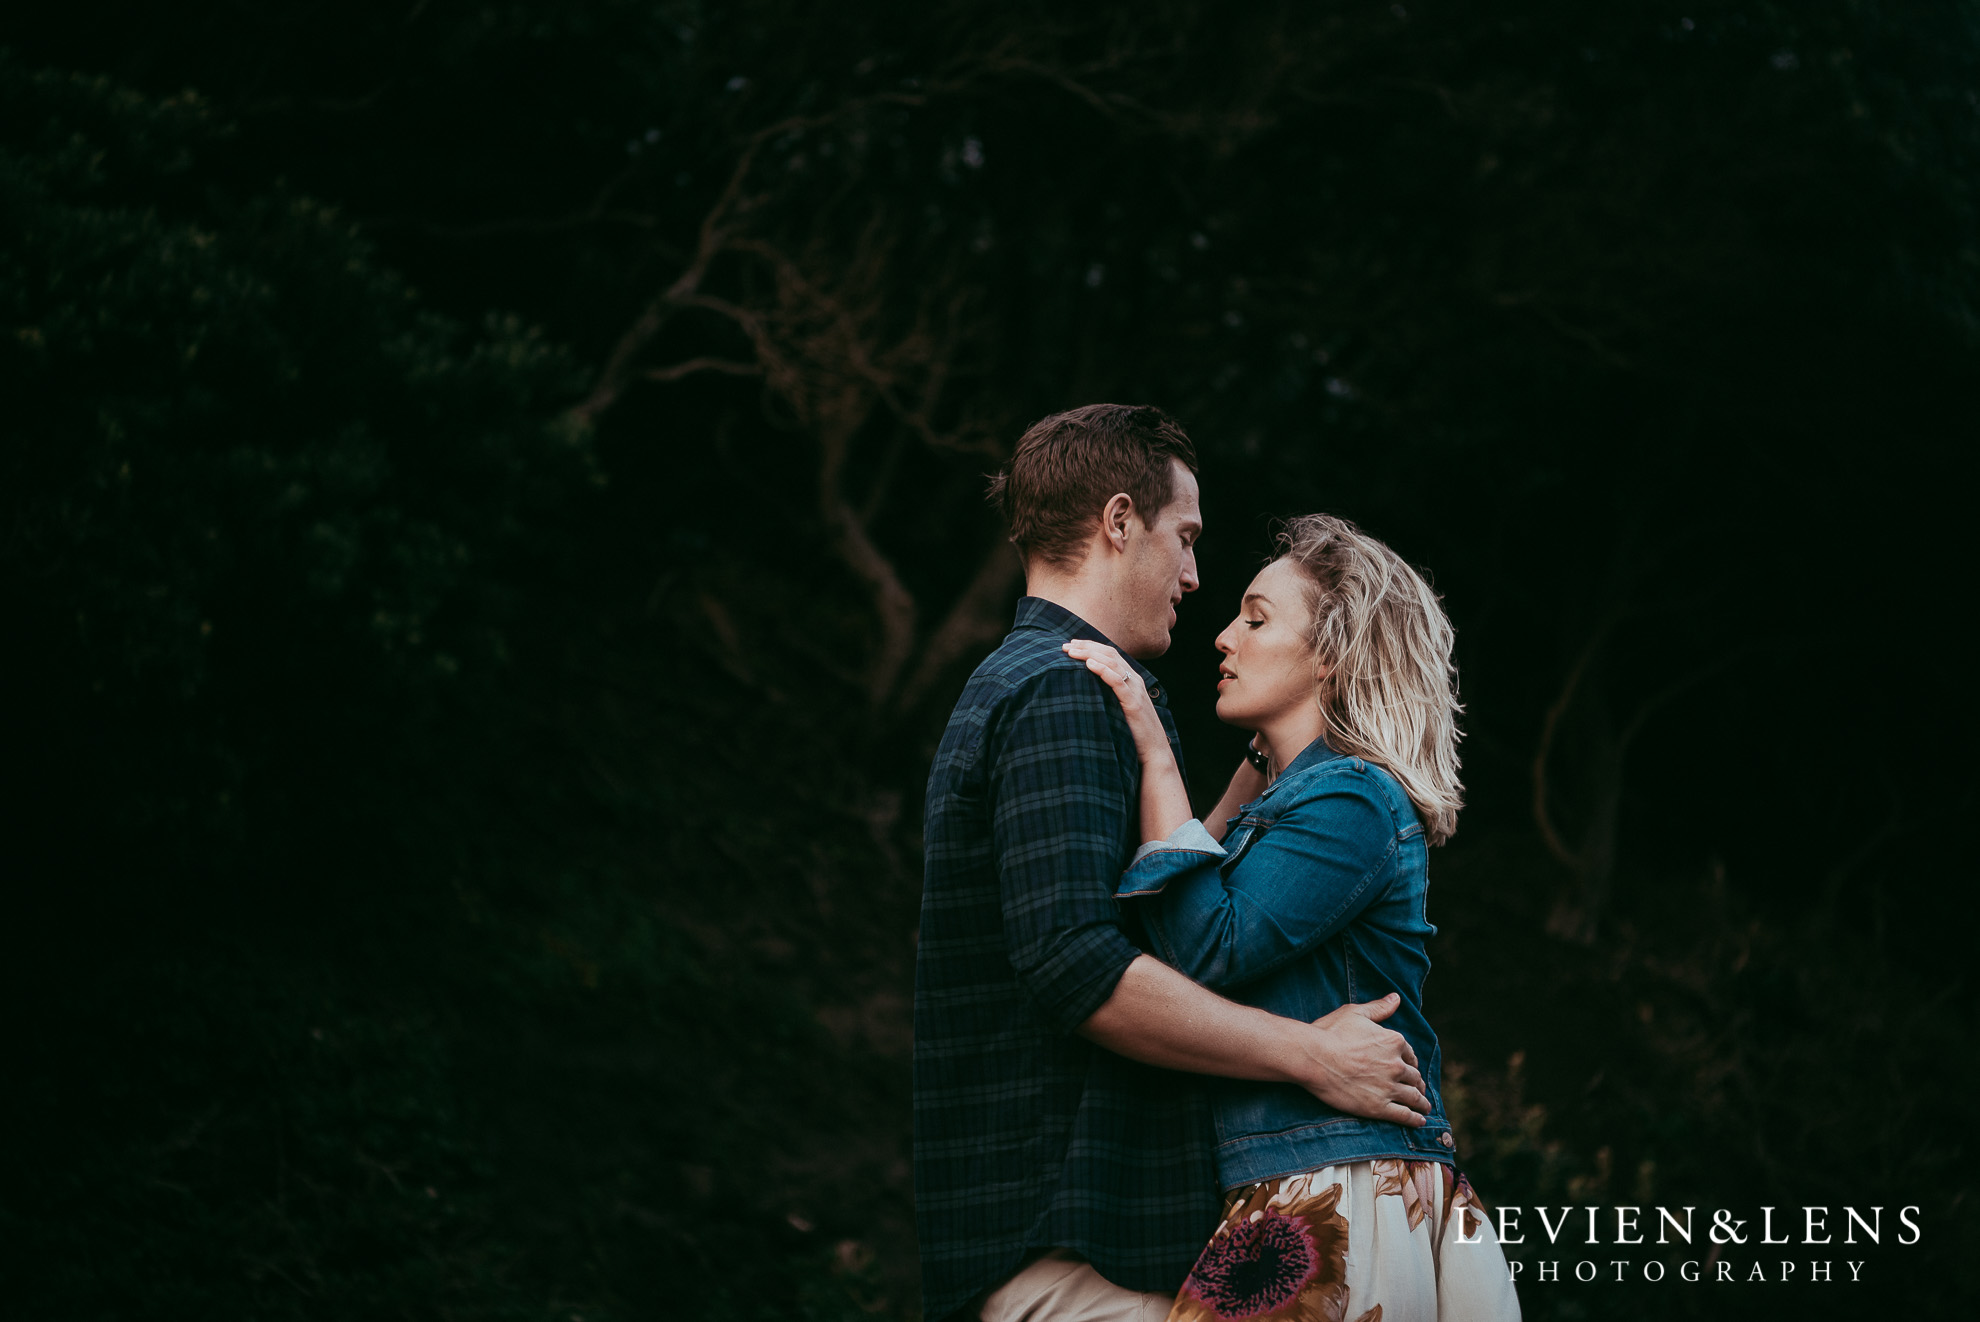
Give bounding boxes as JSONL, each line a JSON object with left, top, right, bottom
{"left": 913, "top": 404, "right": 1431, "bottom": 1322}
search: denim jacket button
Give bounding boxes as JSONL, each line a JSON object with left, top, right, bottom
{"left": 1439, "top": 1132, "right": 1455, "bottom": 1148}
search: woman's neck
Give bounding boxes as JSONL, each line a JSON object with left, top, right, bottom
{"left": 1254, "top": 708, "right": 1328, "bottom": 780}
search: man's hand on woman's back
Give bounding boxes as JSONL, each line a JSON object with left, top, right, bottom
{"left": 1293, "top": 993, "right": 1431, "bottom": 1128}
{"left": 1078, "top": 957, "right": 1430, "bottom": 1126}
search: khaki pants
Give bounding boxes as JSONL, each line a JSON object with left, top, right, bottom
{"left": 979, "top": 1250, "right": 1173, "bottom": 1322}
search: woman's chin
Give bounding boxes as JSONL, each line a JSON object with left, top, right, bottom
{"left": 1213, "top": 698, "right": 1254, "bottom": 728}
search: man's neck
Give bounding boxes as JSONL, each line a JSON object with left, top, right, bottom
{"left": 1023, "top": 571, "right": 1126, "bottom": 650}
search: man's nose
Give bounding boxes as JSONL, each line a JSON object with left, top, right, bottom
{"left": 1180, "top": 551, "right": 1200, "bottom": 592}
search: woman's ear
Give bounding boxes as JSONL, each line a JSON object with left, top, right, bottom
{"left": 1101, "top": 492, "right": 1135, "bottom": 551}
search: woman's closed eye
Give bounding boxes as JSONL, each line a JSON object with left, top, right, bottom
{"left": 1245, "top": 618, "right": 1265, "bottom": 629}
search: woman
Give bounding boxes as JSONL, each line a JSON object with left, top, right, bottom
{"left": 1063, "top": 514, "right": 1519, "bottom": 1322}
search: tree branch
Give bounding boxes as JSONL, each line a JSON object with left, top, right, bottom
{"left": 1532, "top": 624, "right": 1613, "bottom": 870}
{"left": 893, "top": 538, "right": 1024, "bottom": 716}
{"left": 811, "top": 398, "right": 919, "bottom": 709}
{"left": 645, "top": 357, "right": 762, "bottom": 383}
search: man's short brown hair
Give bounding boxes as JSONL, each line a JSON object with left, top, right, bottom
{"left": 986, "top": 404, "right": 1198, "bottom": 568}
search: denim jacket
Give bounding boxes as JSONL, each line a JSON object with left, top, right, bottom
{"left": 1117, "top": 738, "right": 1454, "bottom": 1188}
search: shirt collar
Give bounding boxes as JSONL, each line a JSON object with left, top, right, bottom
{"left": 1012, "top": 595, "right": 1169, "bottom": 705}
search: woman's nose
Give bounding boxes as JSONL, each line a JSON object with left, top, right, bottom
{"left": 1215, "top": 623, "right": 1237, "bottom": 655}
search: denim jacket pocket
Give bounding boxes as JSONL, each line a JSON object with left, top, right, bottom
{"left": 1218, "top": 815, "right": 1269, "bottom": 873}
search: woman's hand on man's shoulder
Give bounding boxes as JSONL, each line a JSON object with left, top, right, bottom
{"left": 1061, "top": 639, "right": 1167, "bottom": 759}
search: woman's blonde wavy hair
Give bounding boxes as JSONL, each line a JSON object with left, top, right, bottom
{"left": 1275, "top": 513, "right": 1464, "bottom": 845}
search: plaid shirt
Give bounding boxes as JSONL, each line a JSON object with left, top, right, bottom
{"left": 913, "top": 597, "right": 1219, "bottom": 1322}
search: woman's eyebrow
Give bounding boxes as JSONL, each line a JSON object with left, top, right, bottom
{"left": 1242, "top": 592, "right": 1273, "bottom": 607}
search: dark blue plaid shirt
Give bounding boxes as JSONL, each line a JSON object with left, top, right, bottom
{"left": 913, "top": 597, "right": 1219, "bottom": 1321}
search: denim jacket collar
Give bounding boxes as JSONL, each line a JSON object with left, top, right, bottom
{"left": 1254, "top": 735, "right": 1346, "bottom": 804}
{"left": 1012, "top": 595, "right": 1171, "bottom": 707}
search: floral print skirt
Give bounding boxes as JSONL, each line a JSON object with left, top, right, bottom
{"left": 1167, "top": 1159, "right": 1520, "bottom": 1322}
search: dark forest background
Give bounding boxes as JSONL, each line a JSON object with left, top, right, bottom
{"left": 3, "top": 2, "right": 1976, "bottom": 1318}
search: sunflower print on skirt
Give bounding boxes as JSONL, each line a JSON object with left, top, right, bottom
{"left": 1169, "top": 1160, "right": 1486, "bottom": 1322}
{"left": 1169, "top": 1179, "right": 1364, "bottom": 1322}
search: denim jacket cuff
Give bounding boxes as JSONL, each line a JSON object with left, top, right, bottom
{"left": 1120, "top": 819, "right": 1226, "bottom": 896}
{"left": 1131, "top": 817, "right": 1226, "bottom": 864}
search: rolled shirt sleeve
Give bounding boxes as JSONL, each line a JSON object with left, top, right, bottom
{"left": 1116, "top": 780, "right": 1395, "bottom": 992}
{"left": 987, "top": 666, "right": 1149, "bottom": 1033}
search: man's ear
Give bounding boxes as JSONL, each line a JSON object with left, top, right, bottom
{"left": 1101, "top": 492, "right": 1135, "bottom": 553}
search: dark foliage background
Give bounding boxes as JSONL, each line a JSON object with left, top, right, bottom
{"left": 3, "top": 3, "right": 1975, "bottom": 1318}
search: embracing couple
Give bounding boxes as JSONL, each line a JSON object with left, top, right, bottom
{"left": 913, "top": 405, "right": 1520, "bottom": 1322}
